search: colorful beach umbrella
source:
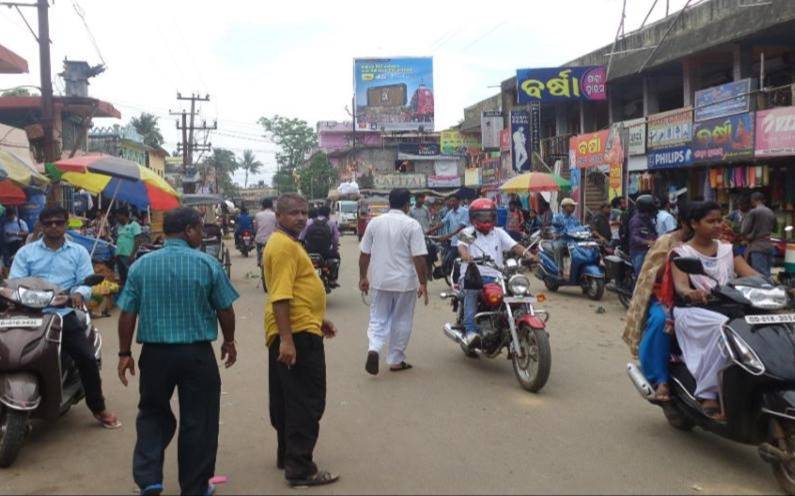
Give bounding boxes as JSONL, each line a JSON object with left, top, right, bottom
{"left": 499, "top": 172, "right": 570, "bottom": 193}
{"left": 49, "top": 154, "right": 179, "bottom": 211}
{"left": 0, "top": 148, "right": 50, "bottom": 205}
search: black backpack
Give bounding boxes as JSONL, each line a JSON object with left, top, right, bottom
{"left": 304, "top": 219, "right": 332, "bottom": 257}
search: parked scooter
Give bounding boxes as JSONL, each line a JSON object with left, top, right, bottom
{"left": 441, "top": 255, "right": 551, "bottom": 392}
{"left": 0, "top": 275, "right": 104, "bottom": 467}
{"left": 536, "top": 227, "right": 605, "bottom": 300}
{"left": 627, "top": 256, "right": 795, "bottom": 495}
{"left": 604, "top": 246, "right": 635, "bottom": 308}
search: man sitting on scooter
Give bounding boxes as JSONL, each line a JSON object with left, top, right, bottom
{"left": 458, "top": 198, "right": 533, "bottom": 348}
{"left": 10, "top": 206, "right": 121, "bottom": 429}
{"left": 550, "top": 198, "right": 583, "bottom": 275}
{"left": 234, "top": 207, "right": 254, "bottom": 248}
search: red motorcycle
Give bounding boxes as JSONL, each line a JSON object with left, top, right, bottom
{"left": 236, "top": 230, "right": 254, "bottom": 257}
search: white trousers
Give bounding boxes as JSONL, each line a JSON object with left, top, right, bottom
{"left": 673, "top": 307, "right": 730, "bottom": 400}
{"left": 367, "top": 289, "right": 418, "bottom": 365}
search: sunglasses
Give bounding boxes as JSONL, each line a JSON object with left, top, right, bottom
{"left": 42, "top": 219, "right": 67, "bottom": 227}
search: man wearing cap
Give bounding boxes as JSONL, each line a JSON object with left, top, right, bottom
{"left": 551, "top": 198, "right": 582, "bottom": 275}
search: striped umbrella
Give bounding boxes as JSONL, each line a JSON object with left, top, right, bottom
{"left": 49, "top": 154, "right": 179, "bottom": 211}
{"left": 499, "top": 172, "right": 570, "bottom": 193}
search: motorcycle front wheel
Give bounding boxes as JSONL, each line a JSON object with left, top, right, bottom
{"left": 584, "top": 278, "right": 605, "bottom": 301}
{"left": 770, "top": 419, "right": 795, "bottom": 495}
{"left": 512, "top": 325, "right": 551, "bottom": 393}
{"left": 0, "top": 409, "right": 29, "bottom": 468}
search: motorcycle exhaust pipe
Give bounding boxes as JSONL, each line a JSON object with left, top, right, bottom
{"left": 627, "top": 363, "right": 656, "bottom": 401}
{"left": 443, "top": 323, "right": 465, "bottom": 345}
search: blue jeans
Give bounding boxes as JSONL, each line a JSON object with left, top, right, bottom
{"left": 638, "top": 298, "right": 670, "bottom": 386}
{"left": 462, "top": 276, "right": 497, "bottom": 335}
{"left": 630, "top": 252, "right": 647, "bottom": 278}
{"left": 748, "top": 249, "right": 773, "bottom": 279}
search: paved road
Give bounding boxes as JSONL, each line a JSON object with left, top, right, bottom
{"left": 1, "top": 236, "right": 781, "bottom": 494}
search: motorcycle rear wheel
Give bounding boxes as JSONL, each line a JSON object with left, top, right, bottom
{"left": 770, "top": 419, "right": 795, "bottom": 495}
{"left": 543, "top": 279, "right": 559, "bottom": 292}
{"left": 512, "top": 325, "right": 551, "bottom": 393}
{"left": 0, "top": 409, "right": 29, "bottom": 468}
{"left": 584, "top": 278, "right": 605, "bottom": 301}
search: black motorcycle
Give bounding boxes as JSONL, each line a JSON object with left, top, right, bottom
{"left": 604, "top": 246, "right": 634, "bottom": 309}
{"left": 627, "top": 257, "right": 795, "bottom": 495}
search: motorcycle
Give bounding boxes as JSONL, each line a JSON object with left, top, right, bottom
{"left": 308, "top": 253, "right": 338, "bottom": 294}
{"left": 604, "top": 246, "right": 635, "bottom": 309}
{"left": 536, "top": 227, "right": 606, "bottom": 300}
{"left": 627, "top": 256, "right": 795, "bottom": 495}
{"left": 440, "top": 255, "right": 551, "bottom": 393}
{"left": 0, "top": 275, "right": 104, "bottom": 467}
{"left": 236, "top": 229, "right": 254, "bottom": 257}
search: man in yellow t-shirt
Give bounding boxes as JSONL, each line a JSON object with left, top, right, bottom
{"left": 264, "top": 193, "right": 339, "bottom": 488}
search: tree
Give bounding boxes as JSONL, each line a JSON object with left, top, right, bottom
{"left": 297, "top": 152, "right": 337, "bottom": 200}
{"left": 1, "top": 87, "right": 36, "bottom": 97}
{"left": 238, "top": 149, "right": 263, "bottom": 188}
{"left": 130, "top": 112, "right": 164, "bottom": 148}
{"left": 258, "top": 115, "right": 317, "bottom": 194}
{"left": 202, "top": 148, "right": 239, "bottom": 196}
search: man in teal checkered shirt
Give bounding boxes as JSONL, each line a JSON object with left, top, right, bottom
{"left": 117, "top": 207, "right": 239, "bottom": 496}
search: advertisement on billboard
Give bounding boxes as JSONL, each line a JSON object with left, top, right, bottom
{"left": 516, "top": 66, "right": 607, "bottom": 104}
{"left": 510, "top": 110, "right": 530, "bottom": 172}
{"left": 647, "top": 146, "right": 693, "bottom": 170}
{"left": 755, "top": 107, "right": 795, "bottom": 157}
{"left": 647, "top": 108, "right": 693, "bottom": 150}
{"left": 481, "top": 111, "right": 503, "bottom": 149}
{"left": 694, "top": 79, "right": 754, "bottom": 122}
{"left": 569, "top": 130, "right": 609, "bottom": 168}
{"left": 354, "top": 57, "right": 434, "bottom": 132}
{"left": 692, "top": 113, "right": 755, "bottom": 163}
{"left": 440, "top": 130, "right": 481, "bottom": 156}
{"left": 373, "top": 173, "right": 426, "bottom": 190}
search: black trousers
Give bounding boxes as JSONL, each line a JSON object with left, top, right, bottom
{"left": 269, "top": 333, "right": 326, "bottom": 480}
{"left": 133, "top": 343, "right": 221, "bottom": 496}
{"left": 116, "top": 255, "right": 132, "bottom": 286}
{"left": 61, "top": 313, "right": 105, "bottom": 413}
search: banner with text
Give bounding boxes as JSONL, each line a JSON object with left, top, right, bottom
{"left": 755, "top": 106, "right": 795, "bottom": 157}
{"left": 647, "top": 108, "right": 693, "bottom": 150}
{"left": 694, "top": 78, "right": 754, "bottom": 122}
{"left": 481, "top": 111, "right": 503, "bottom": 149}
{"left": 692, "top": 112, "right": 755, "bottom": 163}
{"left": 517, "top": 66, "right": 607, "bottom": 104}
{"left": 440, "top": 130, "right": 481, "bottom": 156}
{"left": 373, "top": 173, "right": 427, "bottom": 190}
{"left": 569, "top": 130, "right": 609, "bottom": 169}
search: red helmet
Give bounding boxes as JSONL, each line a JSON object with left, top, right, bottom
{"left": 469, "top": 198, "right": 497, "bottom": 233}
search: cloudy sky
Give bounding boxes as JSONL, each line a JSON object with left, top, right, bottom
{"left": 0, "top": 0, "right": 692, "bottom": 185}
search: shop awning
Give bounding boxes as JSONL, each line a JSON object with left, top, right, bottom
{"left": 0, "top": 44, "right": 28, "bottom": 74}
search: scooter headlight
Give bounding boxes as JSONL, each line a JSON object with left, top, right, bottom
{"left": 722, "top": 326, "right": 765, "bottom": 375}
{"left": 735, "top": 285, "right": 788, "bottom": 310}
{"left": 508, "top": 274, "right": 531, "bottom": 296}
{"left": 17, "top": 287, "right": 54, "bottom": 309}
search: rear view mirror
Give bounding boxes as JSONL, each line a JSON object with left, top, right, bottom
{"left": 673, "top": 257, "right": 706, "bottom": 276}
{"left": 83, "top": 275, "right": 105, "bottom": 287}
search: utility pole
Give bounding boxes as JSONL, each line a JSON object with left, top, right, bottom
{"left": 170, "top": 92, "right": 216, "bottom": 195}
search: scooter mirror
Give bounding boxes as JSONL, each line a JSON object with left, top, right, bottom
{"left": 673, "top": 256, "right": 706, "bottom": 276}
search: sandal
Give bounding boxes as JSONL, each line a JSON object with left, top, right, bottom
{"left": 389, "top": 362, "right": 413, "bottom": 372}
{"left": 288, "top": 469, "right": 340, "bottom": 488}
{"left": 94, "top": 412, "right": 122, "bottom": 429}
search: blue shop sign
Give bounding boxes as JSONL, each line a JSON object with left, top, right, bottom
{"left": 694, "top": 79, "right": 754, "bottom": 122}
{"left": 647, "top": 146, "right": 693, "bottom": 170}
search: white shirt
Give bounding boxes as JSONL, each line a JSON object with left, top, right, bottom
{"left": 254, "top": 209, "right": 277, "bottom": 244}
{"left": 458, "top": 226, "right": 517, "bottom": 279}
{"left": 360, "top": 209, "right": 428, "bottom": 292}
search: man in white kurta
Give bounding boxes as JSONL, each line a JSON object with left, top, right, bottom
{"left": 359, "top": 188, "right": 429, "bottom": 375}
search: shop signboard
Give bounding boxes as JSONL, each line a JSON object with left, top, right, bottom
{"left": 427, "top": 175, "right": 461, "bottom": 188}
{"left": 569, "top": 130, "right": 609, "bottom": 169}
{"left": 755, "top": 106, "right": 795, "bottom": 157}
{"left": 354, "top": 57, "right": 434, "bottom": 132}
{"left": 510, "top": 110, "right": 530, "bottom": 172}
{"left": 624, "top": 118, "right": 646, "bottom": 156}
{"left": 529, "top": 101, "right": 541, "bottom": 155}
{"left": 481, "top": 111, "right": 503, "bottom": 149}
{"left": 481, "top": 157, "right": 500, "bottom": 185}
{"left": 692, "top": 112, "right": 755, "bottom": 163}
{"left": 464, "top": 168, "right": 481, "bottom": 186}
{"left": 440, "top": 130, "right": 481, "bottom": 156}
{"left": 647, "top": 146, "right": 693, "bottom": 170}
{"left": 373, "top": 173, "right": 426, "bottom": 190}
{"left": 516, "top": 66, "right": 607, "bottom": 104}
{"left": 694, "top": 79, "right": 754, "bottom": 122}
{"left": 647, "top": 108, "right": 693, "bottom": 150}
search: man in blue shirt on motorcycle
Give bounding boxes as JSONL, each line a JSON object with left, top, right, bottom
{"left": 551, "top": 198, "right": 583, "bottom": 274}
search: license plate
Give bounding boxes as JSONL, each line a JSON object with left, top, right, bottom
{"left": 0, "top": 318, "right": 43, "bottom": 329}
{"left": 504, "top": 296, "right": 537, "bottom": 304}
{"left": 745, "top": 314, "right": 795, "bottom": 325}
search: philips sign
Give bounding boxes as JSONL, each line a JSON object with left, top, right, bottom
{"left": 647, "top": 146, "right": 693, "bottom": 170}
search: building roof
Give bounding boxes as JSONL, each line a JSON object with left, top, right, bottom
{"left": 0, "top": 44, "right": 28, "bottom": 74}
{"left": 0, "top": 96, "right": 121, "bottom": 118}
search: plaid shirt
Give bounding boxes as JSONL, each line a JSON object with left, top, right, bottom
{"left": 118, "top": 238, "right": 239, "bottom": 344}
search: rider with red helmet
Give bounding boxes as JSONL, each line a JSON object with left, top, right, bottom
{"left": 458, "top": 198, "right": 534, "bottom": 348}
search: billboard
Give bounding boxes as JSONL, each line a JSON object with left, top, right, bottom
{"left": 481, "top": 111, "right": 503, "bottom": 149}
{"left": 569, "top": 130, "right": 609, "bottom": 169}
{"left": 692, "top": 113, "right": 755, "bottom": 163}
{"left": 624, "top": 118, "right": 646, "bottom": 156}
{"left": 354, "top": 57, "right": 434, "bottom": 132}
{"left": 647, "top": 108, "right": 693, "bottom": 150}
{"left": 647, "top": 146, "right": 693, "bottom": 170}
{"left": 440, "top": 130, "right": 481, "bottom": 156}
{"left": 694, "top": 79, "right": 754, "bottom": 122}
{"left": 517, "top": 67, "right": 607, "bottom": 104}
{"left": 510, "top": 110, "right": 530, "bottom": 172}
{"left": 373, "top": 173, "right": 426, "bottom": 190}
{"left": 755, "top": 107, "right": 795, "bottom": 157}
